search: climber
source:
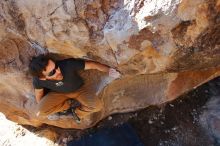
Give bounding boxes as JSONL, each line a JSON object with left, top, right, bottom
{"left": 29, "top": 54, "right": 121, "bottom": 123}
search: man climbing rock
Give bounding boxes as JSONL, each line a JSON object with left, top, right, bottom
{"left": 29, "top": 54, "right": 121, "bottom": 123}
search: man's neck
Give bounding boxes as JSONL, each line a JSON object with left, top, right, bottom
{"left": 39, "top": 76, "right": 63, "bottom": 81}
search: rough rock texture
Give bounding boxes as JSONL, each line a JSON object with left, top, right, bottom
{"left": 0, "top": 0, "right": 220, "bottom": 129}
{"left": 0, "top": 113, "right": 57, "bottom": 146}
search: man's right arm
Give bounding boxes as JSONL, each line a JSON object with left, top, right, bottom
{"left": 34, "top": 89, "right": 44, "bottom": 103}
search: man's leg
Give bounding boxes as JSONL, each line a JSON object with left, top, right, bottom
{"left": 67, "top": 80, "right": 104, "bottom": 120}
{"left": 75, "top": 96, "right": 103, "bottom": 119}
{"left": 36, "top": 92, "right": 70, "bottom": 117}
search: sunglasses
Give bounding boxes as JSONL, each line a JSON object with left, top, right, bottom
{"left": 48, "top": 63, "right": 58, "bottom": 77}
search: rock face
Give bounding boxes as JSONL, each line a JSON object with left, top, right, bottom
{"left": 0, "top": 0, "right": 219, "bottom": 129}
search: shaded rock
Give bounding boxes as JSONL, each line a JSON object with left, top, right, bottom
{"left": 200, "top": 97, "right": 220, "bottom": 144}
{"left": 35, "top": 128, "right": 58, "bottom": 142}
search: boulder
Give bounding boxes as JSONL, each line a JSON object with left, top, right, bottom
{"left": 0, "top": 0, "right": 219, "bottom": 129}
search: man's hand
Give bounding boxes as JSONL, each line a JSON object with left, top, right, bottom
{"left": 85, "top": 61, "right": 122, "bottom": 79}
{"left": 108, "top": 68, "right": 121, "bottom": 79}
{"left": 35, "top": 88, "right": 44, "bottom": 103}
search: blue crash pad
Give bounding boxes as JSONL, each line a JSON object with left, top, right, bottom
{"left": 67, "top": 123, "right": 144, "bottom": 146}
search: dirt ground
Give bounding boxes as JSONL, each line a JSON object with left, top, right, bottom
{"left": 24, "top": 77, "right": 220, "bottom": 146}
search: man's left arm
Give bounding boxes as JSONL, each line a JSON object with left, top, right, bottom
{"left": 84, "top": 61, "right": 121, "bottom": 78}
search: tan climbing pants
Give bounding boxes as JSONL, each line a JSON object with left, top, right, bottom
{"left": 36, "top": 73, "right": 104, "bottom": 119}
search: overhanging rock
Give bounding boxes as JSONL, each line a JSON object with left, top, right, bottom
{"left": 0, "top": 0, "right": 219, "bottom": 129}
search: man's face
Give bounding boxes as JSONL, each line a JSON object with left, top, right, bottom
{"left": 42, "top": 60, "right": 63, "bottom": 80}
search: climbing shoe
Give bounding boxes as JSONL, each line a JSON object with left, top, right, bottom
{"left": 71, "top": 107, "right": 81, "bottom": 124}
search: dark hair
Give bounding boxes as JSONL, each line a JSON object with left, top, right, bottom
{"left": 29, "top": 54, "right": 50, "bottom": 77}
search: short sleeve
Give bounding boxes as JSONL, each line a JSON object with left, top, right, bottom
{"left": 33, "top": 77, "right": 43, "bottom": 89}
{"left": 67, "top": 58, "right": 85, "bottom": 71}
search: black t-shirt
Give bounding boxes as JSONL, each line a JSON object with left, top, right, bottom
{"left": 33, "top": 58, "right": 85, "bottom": 93}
